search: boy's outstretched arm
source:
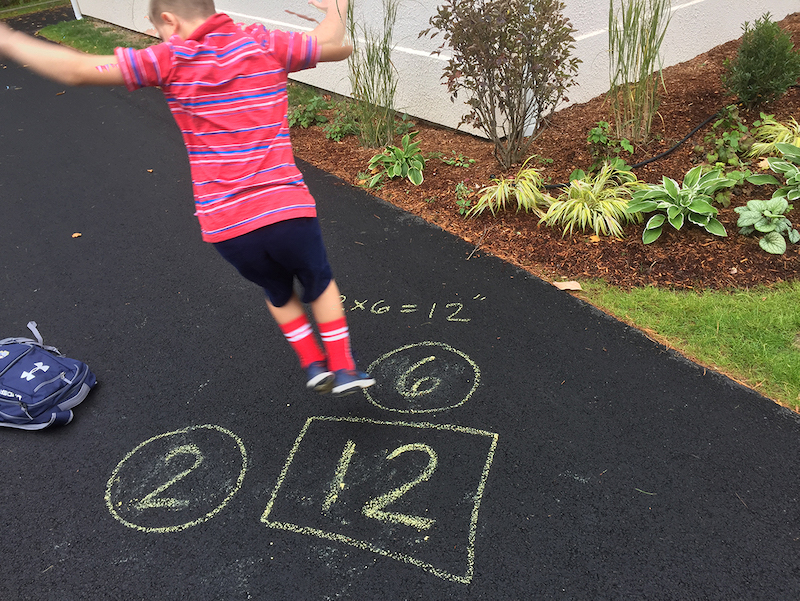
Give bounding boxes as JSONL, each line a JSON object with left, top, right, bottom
{"left": 0, "top": 22, "right": 123, "bottom": 86}
{"left": 307, "top": 0, "right": 352, "bottom": 62}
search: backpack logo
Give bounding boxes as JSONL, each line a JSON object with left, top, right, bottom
{"left": 0, "top": 389, "right": 22, "bottom": 401}
{"left": 0, "top": 351, "right": 8, "bottom": 359}
{"left": 21, "top": 362, "right": 49, "bottom": 381}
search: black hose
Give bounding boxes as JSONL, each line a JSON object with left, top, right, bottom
{"left": 543, "top": 107, "right": 725, "bottom": 189}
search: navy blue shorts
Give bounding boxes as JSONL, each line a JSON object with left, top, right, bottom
{"left": 213, "top": 218, "right": 333, "bottom": 307}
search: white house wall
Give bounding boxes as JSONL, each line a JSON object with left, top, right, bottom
{"left": 76, "top": 0, "right": 798, "bottom": 134}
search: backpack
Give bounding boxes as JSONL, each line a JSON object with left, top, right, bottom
{"left": 0, "top": 322, "right": 97, "bottom": 430}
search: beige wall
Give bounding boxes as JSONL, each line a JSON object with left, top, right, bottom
{"left": 75, "top": 0, "right": 798, "bottom": 133}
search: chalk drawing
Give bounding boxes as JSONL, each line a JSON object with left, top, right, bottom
{"left": 261, "top": 416, "right": 498, "bottom": 584}
{"left": 340, "top": 294, "right": 485, "bottom": 323}
{"left": 105, "top": 424, "right": 248, "bottom": 533}
{"left": 361, "top": 443, "right": 438, "bottom": 530}
{"left": 364, "top": 341, "right": 480, "bottom": 413}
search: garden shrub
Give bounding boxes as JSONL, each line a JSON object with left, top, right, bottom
{"left": 722, "top": 13, "right": 800, "bottom": 108}
{"left": 421, "top": 0, "right": 580, "bottom": 170}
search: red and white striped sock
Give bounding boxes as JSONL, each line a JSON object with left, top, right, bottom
{"left": 319, "top": 317, "right": 356, "bottom": 372}
{"left": 279, "top": 315, "right": 325, "bottom": 369}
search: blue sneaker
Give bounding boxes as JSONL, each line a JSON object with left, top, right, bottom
{"left": 305, "top": 361, "right": 334, "bottom": 394}
{"left": 331, "top": 369, "right": 376, "bottom": 397}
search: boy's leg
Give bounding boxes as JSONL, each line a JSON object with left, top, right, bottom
{"left": 309, "top": 280, "right": 354, "bottom": 372}
{"left": 310, "top": 280, "right": 375, "bottom": 396}
{"left": 267, "top": 294, "right": 333, "bottom": 392}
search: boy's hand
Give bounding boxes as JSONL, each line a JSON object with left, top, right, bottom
{"left": 308, "top": 0, "right": 351, "bottom": 62}
{"left": 308, "top": 0, "right": 332, "bottom": 12}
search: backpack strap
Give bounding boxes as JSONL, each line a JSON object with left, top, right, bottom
{"left": 0, "top": 321, "right": 62, "bottom": 355}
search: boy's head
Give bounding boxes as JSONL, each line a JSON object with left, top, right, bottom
{"left": 149, "top": 0, "right": 216, "bottom": 40}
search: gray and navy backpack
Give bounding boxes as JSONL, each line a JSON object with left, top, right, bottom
{"left": 0, "top": 322, "right": 96, "bottom": 430}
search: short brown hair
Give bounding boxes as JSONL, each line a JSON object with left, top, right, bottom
{"left": 149, "top": 0, "right": 216, "bottom": 23}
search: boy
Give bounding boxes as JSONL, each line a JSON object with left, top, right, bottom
{"left": 0, "top": 0, "right": 375, "bottom": 396}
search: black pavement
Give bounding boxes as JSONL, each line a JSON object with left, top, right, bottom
{"left": 2, "top": 58, "right": 800, "bottom": 601}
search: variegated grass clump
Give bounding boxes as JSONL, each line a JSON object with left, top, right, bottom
{"left": 748, "top": 114, "right": 800, "bottom": 158}
{"left": 542, "top": 162, "right": 646, "bottom": 238}
{"left": 468, "top": 157, "right": 552, "bottom": 218}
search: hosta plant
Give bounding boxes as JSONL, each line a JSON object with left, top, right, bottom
{"left": 541, "top": 161, "right": 644, "bottom": 238}
{"left": 627, "top": 165, "right": 735, "bottom": 243}
{"left": 468, "top": 157, "right": 552, "bottom": 217}
{"left": 764, "top": 143, "right": 800, "bottom": 203}
{"left": 367, "top": 132, "right": 426, "bottom": 187}
{"left": 734, "top": 197, "right": 800, "bottom": 254}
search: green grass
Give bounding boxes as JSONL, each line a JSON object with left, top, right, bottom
{"left": 38, "top": 18, "right": 154, "bottom": 53}
{"left": 581, "top": 280, "right": 800, "bottom": 410}
{"left": 0, "top": 0, "right": 68, "bottom": 19}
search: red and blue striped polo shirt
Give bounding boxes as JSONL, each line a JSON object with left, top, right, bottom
{"left": 115, "top": 13, "right": 321, "bottom": 243}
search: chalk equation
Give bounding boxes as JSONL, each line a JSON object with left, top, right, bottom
{"left": 105, "top": 424, "right": 248, "bottom": 533}
{"left": 364, "top": 341, "right": 480, "bottom": 413}
{"left": 262, "top": 416, "right": 498, "bottom": 584}
{"left": 340, "top": 294, "right": 487, "bottom": 324}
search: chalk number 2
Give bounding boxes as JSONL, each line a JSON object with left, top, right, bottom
{"left": 134, "top": 444, "right": 204, "bottom": 511}
{"left": 324, "top": 440, "right": 438, "bottom": 530}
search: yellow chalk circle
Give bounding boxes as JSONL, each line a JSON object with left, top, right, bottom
{"left": 364, "top": 341, "right": 480, "bottom": 413}
{"left": 105, "top": 424, "right": 248, "bottom": 533}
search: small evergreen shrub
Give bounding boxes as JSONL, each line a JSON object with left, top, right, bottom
{"left": 722, "top": 13, "right": 800, "bottom": 108}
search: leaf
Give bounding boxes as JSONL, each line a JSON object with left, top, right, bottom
{"left": 626, "top": 199, "right": 658, "bottom": 214}
{"left": 736, "top": 211, "right": 761, "bottom": 227}
{"left": 682, "top": 165, "right": 703, "bottom": 189}
{"left": 662, "top": 177, "right": 681, "bottom": 201}
{"left": 704, "top": 218, "right": 727, "bottom": 237}
{"left": 667, "top": 210, "right": 684, "bottom": 230}
{"left": 687, "top": 199, "right": 717, "bottom": 215}
{"left": 746, "top": 174, "right": 781, "bottom": 185}
{"left": 408, "top": 168, "right": 424, "bottom": 186}
{"left": 642, "top": 225, "right": 663, "bottom": 244}
{"left": 759, "top": 231, "right": 787, "bottom": 254}
{"left": 754, "top": 216, "right": 776, "bottom": 233}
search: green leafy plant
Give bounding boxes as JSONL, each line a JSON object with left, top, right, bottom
{"left": 734, "top": 198, "right": 800, "bottom": 254}
{"left": 469, "top": 158, "right": 552, "bottom": 217}
{"left": 346, "top": 0, "right": 399, "bottom": 147}
{"left": 748, "top": 142, "right": 800, "bottom": 204}
{"left": 587, "top": 120, "right": 634, "bottom": 170}
{"left": 455, "top": 181, "right": 475, "bottom": 215}
{"left": 748, "top": 114, "right": 800, "bottom": 158}
{"left": 627, "top": 165, "right": 735, "bottom": 243}
{"left": 438, "top": 151, "right": 476, "bottom": 168}
{"left": 288, "top": 92, "right": 329, "bottom": 128}
{"left": 541, "top": 162, "right": 644, "bottom": 237}
{"left": 695, "top": 105, "right": 752, "bottom": 167}
{"left": 722, "top": 13, "right": 800, "bottom": 108}
{"left": 607, "top": 0, "right": 672, "bottom": 143}
{"left": 323, "top": 101, "right": 360, "bottom": 142}
{"left": 421, "top": 0, "right": 580, "bottom": 169}
{"left": 367, "top": 132, "right": 426, "bottom": 187}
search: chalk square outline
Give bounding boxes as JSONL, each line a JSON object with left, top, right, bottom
{"left": 261, "top": 416, "right": 499, "bottom": 584}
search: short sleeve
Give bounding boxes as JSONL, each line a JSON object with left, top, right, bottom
{"left": 114, "top": 43, "right": 174, "bottom": 91}
{"left": 242, "top": 24, "right": 320, "bottom": 73}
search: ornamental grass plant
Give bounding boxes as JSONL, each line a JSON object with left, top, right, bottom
{"left": 607, "top": 0, "right": 672, "bottom": 144}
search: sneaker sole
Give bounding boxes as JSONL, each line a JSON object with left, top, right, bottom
{"left": 331, "top": 378, "right": 376, "bottom": 397}
{"left": 307, "top": 372, "right": 335, "bottom": 394}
